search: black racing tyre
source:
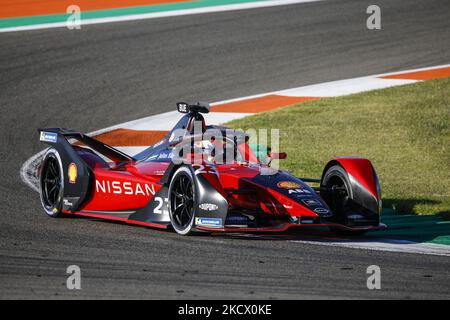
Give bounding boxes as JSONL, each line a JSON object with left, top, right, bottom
{"left": 322, "top": 164, "right": 367, "bottom": 237}
{"left": 168, "top": 166, "right": 197, "bottom": 235}
{"left": 39, "top": 148, "right": 64, "bottom": 217}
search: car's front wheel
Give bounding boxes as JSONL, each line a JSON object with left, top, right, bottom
{"left": 168, "top": 166, "right": 197, "bottom": 235}
{"left": 321, "top": 164, "right": 367, "bottom": 237}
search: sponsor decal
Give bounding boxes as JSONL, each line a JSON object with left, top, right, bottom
{"left": 314, "top": 207, "right": 330, "bottom": 215}
{"left": 68, "top": 162, "right": 77, "bottom": 184}
{"left": 157, "top": 151, "right": 174, "bottom": 160}
{"left": 195, "top": 217, "right": 222, "bottom": 227}
{"left": 40, "top": 131, "right": 57, "bottom": 143}
{"left": 277, "top": 181, "right": 312, "bottom": 195}
{"left": 302, "top": 199, "right": 319, "bottom": 206}
{"left": 63, "top": 199, "right": 74, "bottom": 207}
{"left": 153, "top": 139, "right": 166, "bottom": 148}
{"left": 277, "top": 181, "right": 301, "bottom": 189}
{"left": 199, "top": 203, "right": 219, "bottom": 211}
{"left": 95, "top": 180, "right": 156, "bottom": 196}
{"left": 288, "top": 188, "right": 311, "bottom": 195}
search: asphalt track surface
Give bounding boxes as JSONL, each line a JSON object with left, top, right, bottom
{"left": 1, "top": 0, "right": 450, "bottom": 299}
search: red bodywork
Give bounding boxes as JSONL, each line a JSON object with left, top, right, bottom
{"left": 334, "top": 157, "right": 379, "bottom": 199}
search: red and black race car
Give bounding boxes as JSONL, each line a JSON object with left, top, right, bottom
{"left": 38, "top": 102, "right": 384, "bottom": 236}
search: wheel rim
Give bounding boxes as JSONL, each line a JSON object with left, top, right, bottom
{"left": 42, "top": 156, "right": 61, "bottom": 208}
{"left": 170, "top": 173, "right": 194, "bottom": 229}
{"left": 327, "top": 174, "right": 349, "bottom": 214}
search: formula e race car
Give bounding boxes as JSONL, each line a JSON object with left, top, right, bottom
{"left": 37, "top": 102, "right": 383, "bottom": 236}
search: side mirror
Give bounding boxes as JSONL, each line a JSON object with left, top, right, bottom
{"left": 268, "top": 152, "right": 287, "bottom": 159}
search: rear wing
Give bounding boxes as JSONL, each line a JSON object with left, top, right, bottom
{"left": 38, "top": 128, "right": 134, "bottom": 213}
{"left": 38, "top": 128, "right": 134, "bottom": 162}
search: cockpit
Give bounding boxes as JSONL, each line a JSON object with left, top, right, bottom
{"left": 135, "top": 102, "right": 259, "bottom": 164}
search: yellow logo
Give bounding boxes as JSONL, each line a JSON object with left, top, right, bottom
{"left": 277, "top": 181, "right": 301, "bottom": 189}
{"left": 68, "top": 163, "right": 77, "bottom": 184}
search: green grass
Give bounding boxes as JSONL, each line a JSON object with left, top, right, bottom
{"left": 227, "top": 77, "right": 450, "bottom": 216}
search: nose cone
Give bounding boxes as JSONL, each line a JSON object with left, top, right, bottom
{"left": 250, "top": 171, "right": 332, "bottom": 218}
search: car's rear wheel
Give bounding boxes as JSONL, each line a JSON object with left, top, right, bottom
{"left": 321, "top": 164, "right": 367, "bottom": 236}
{"left": 40, "top": 148, "right": 64, "bottom": 217}
{"left": 168, "top": 166, "right": 197, "bottom": 235}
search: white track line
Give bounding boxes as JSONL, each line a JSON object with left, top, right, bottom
{"left": 20, "top": 150, "right": 45, "bottom": 192}
{"left": 278, "top": 77, "right": 417, "bottom": 97}
{"left": 371, "top": 63, "right": 450, "bottom": 77}
{"left": 82, "top": 64, "right": 450, "bottom": 134}
{"left": 290, "top": 239, "right": 450, "bottom": 257}
{"left": 0, "top": 0, "right": 323, "bottom": 33}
